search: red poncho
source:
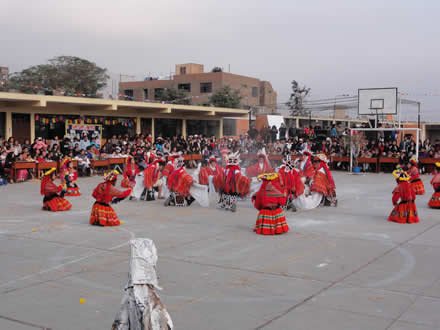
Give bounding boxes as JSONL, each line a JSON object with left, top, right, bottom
{"left": 92, "top": 182, "right": 131, "bottom": 204}
{"left": 392, "top": 181, "right": 416, "bottom": 205}
{"left": 213, "top": 165, "right": 250, "bottom": 196}
{"left": 144, "top": 161, "right": 161, "bottom": 189}
{"left": 253, "top": 177, "right": 286, "bottom": 210}
{"left": 299, "top": 156, "right": 315, "bottom": 179}
{"left": 278, "top": 167, "right": 304, "bottom": 198}
{"left": 166, "top": 167, "right": 193, "bottom": 197}
{"left": 123, "top": 163, "right": 139, "bottom": 180}
{"left": 246, "top": 156, "right": 273, "bottom": 178}
{"left": 199, "top": 163, "right": 223, "bottom": 185}
{"left": 41, "top": 177, "right": 62, "bottom": 196}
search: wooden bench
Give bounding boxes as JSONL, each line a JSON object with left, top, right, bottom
{"left": 90, "top": 159, "right": 110, "bottom": 174}
{"left": 12, "top": 162, "right": 36, "bottom": 183}
{"left": 108, "top": 158, "right": 126, "bottom": 166}
{"left": 37, "top": 161, "right": 58, "bottom": 179}
{"left": 420, "top": 158, "right": 440, "bottom": 173}
{"left": 357, "top": 157, "right": 379, "bottom": 173}
{"left": 330, "top": 156, "right": 349, "bottom": 170}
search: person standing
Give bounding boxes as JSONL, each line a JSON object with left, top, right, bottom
{"left": 428, "top": 162, "right": 440, "bottom": 209}
{"left": 388, "top": 169, "right": 419, "bottom": 224}
{"left": 408, "top": 157, "right": 425, "bottom": 195}
{"left": 252, "top": 173, "right": 289, "bottom": 235}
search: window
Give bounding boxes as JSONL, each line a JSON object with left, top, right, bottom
{"left": 124, "top": 89, "right": 133, "bottom": 99}
{"left": 178, "top": 83, "right": 191, "bottom": 92}
{"left": 200, "top": 82, "right": 212, "bottom": 93}
{"left": 154, "top": 118, "right": 182, "bottom": 138}
{"left": 186, "top": 120, "right": 220, "bottom": 137}
{"left": 180, "top": 66, "right": 186, "bottom": 75}
{"left": 252, "top": 87, "right": 258, "bottom": 97}
{"left": 143, "top": 89, "right": 148, "bottom": 100}
{"left": 154, "top": 88, "right": 164, "bottom": 100}
{"left": 223, "top": 119, "right": 236, "bottom": 136}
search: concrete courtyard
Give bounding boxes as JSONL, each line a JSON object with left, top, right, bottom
{"left": 0, "top": 172, "right": 439, "bottom": 330}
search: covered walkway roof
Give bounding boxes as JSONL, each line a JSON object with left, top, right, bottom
{"left": 0, "top": 92, "right": 249, "bottom": 118}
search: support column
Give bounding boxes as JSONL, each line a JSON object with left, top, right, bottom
{"left": 30, "top": 112, "right": 35, "bottom": 142}
{"left": 295, "top": 117, "right": 299, "bottom": 128}
{"left": 219, "top": 119, "right": 223, "bottom": 138}
{"left": 151, "top": 118, "right": 155, "bottom": 143}
{"left": 182, "top": 119, "right": 187, "bottom": 138}
{"left": 136, "top": 116, "right": 141, "bottom": 135}
{"left": 5, "top": 111, "right": 12, "bottom": 139}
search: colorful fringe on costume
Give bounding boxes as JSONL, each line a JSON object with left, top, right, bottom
{"left": 428, "top": 191, "right": 440, "bottom": 208}
{"left": 410, "top": 178, "right": 425, "bottom": 195}
{"left": 254, "top": 208, "right": 289, "bottom": 235}
{"left": 428, "top": 174, "right": 440, "bottom": 208}
{"left": 388, "top": 201, "right": 419, "bottom": 224}
{"left": 167, "top": 168, "right": 193, "bottom": 197}
{"left": 89, "top": 202, "right": 120, "bottom": 226}
{"left": 43, "top": 195, "right": 72, "bottom": 212}
{"left": 65, "top": 185, "right": 81, "bottom": 196}
{"left": 311, "top": 171, "right": 335, "bottom": 197}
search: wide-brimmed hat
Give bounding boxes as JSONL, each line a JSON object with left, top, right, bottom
{"left": 104, "top": 170, "right": 119, "bottom": 182}
{"left": 257, "top": 172, "right": 278, "bottom": 181}
{"left": 316, "top": 153, "right": 328, "bottom": 163}
{"left": 43, "top": 168, "right": 56, "bottom": 177}
{"left": 392, "top": 169, "right": 410, "bottom": 181}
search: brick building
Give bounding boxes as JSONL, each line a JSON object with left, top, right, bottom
{"left": 119, "top": 63, "right": 277, "bottom": 112}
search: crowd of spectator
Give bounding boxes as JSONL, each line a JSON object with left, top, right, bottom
{"left": 1, "top": 121, "right": 439, "bottom": 184}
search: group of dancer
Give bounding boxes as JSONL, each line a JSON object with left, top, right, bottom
{"left": 39, "top": 151, "right": 440, "bottom": 235}
{"left": 388, "top": 157, "right": 440, "bottom": 224}
{"left": 38, "top": 150, "right": 339, "bottom": 236}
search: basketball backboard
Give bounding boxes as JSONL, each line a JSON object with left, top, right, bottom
{"left": 358, "top": 87, "right": 398, "bottom": 115}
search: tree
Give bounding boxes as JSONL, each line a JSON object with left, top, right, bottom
{"left": 286, "top": 80, "right": 311, "bottom": 116}
{"left": 211, "top": 67, "right": 223, "bottom": 72}
{"left": 159, "top": 88, "right": 191, "bottom": 105}
{"left": 209, "top": 85, "right": 242, "bottom": 109}
{"left": 9, "top": 56, "right": 109, "bottom": 97}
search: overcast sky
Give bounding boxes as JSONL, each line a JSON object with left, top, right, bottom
{"left": 1, "top": 0, "right": 439, "bottom": 120}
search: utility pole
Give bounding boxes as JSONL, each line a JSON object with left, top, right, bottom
{"left": 417, "top": 102, "right": 421, "bottom": 130}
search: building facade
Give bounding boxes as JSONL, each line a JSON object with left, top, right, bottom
{"left": 0, "top": 67, "right": 8, "bottom": 87}
{"left": 119, "top": 63, "right": 277, "bottom": 112}
{"left": 0, "top": 92, "right": 248, "bottom": 143}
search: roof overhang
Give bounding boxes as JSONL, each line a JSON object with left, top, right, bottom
{"left": 0, "top": 92, "right": 249, "bottom": 118}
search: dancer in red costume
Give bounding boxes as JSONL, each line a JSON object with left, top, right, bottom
{"left": 311, "top": 154, "right": 337, "bottom": 207}
{"left": 143, "top": 157, "right": 165, "bottom": 201}
{"left": 298, "top": 150, "right": 315, "bottom": 182}
{"left": 428, "top": 162, "right": 440, "bottom": 209}
{"left": 90, "top": 170, "right": 132, "bottom": 227}
{"left": 121, "top": 156, "right": 139, "bottom": 189}
{"left": 388, "top": 169, "right": 419, "bottom": 223}
{"left": 408, "top": 157, "right": 425, "bottom": 195}
{"left": 164, "top": 156, "right": 195, "bottom": 207}
{"left": 213, "top": 153, "right": 250, "bottom": 212}
{"left": 246, "top": 152, "right": 273, "bottom": 178}
{"left": 277, "top": 156, "right": 304, "bottom": 211}
{"left": 199, "top": 156, "right": 223, "bottom": 186}
{"left": 41, "top": 168, "right": 72, "bottom": 212}
{"left": 252, "top": 173, "right": 289, "bottom": 235}
{"left": 60, "top": 158, "right": 81, "bottom": 196}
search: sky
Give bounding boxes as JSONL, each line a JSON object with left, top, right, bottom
{"left": 1, "top": 0, "right": 439, "bottom": 121}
